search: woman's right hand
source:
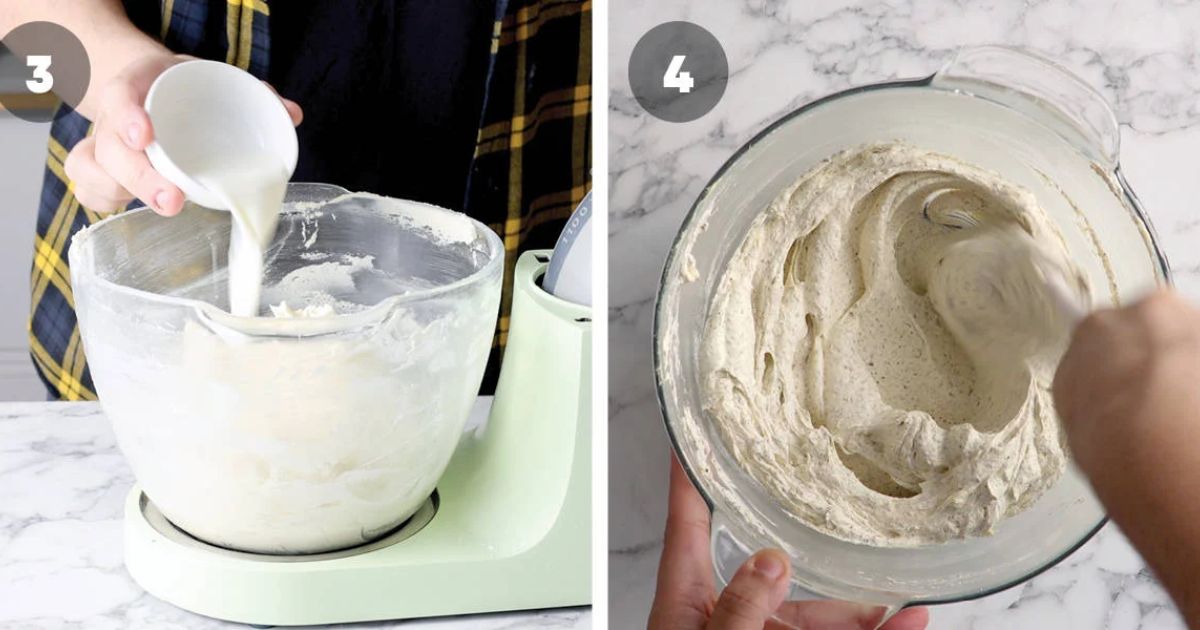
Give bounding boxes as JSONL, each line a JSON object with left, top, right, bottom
{"left": 64, "top": 53, "right": 303, "bottom": 216}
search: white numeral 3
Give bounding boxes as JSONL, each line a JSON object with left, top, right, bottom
{"left": 26, "top": 55, "right": 54, "bottom": 94}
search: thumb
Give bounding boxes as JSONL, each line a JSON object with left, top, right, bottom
{"left": 707, "top": 549, "right": 791, "bottom": 630}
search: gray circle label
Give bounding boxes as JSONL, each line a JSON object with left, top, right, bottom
{"left": 1, "top": 22, "right": 91, "bottom": 123}
{"left": 628, "top": 22, "right": 728, "bottom": 123}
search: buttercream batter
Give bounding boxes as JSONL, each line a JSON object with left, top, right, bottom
{"left": 700, "top": 143, "right": 1094, "bottom": 547}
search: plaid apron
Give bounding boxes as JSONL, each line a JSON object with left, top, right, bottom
{"left": 31, "top": 0, "right": 591, "bottom": 400}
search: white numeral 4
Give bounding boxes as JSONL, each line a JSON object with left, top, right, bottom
{"left": 662, "top": 55, "right": 694, "bottom": 94}
{"left": 26, "top": 55, "right": 54, "bottom": 94}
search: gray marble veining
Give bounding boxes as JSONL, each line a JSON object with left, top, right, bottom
{"left": 609, "top": 1, "right": 1198, "bottom": 628}
{"left": 0, "top": 402, "right": 590, "bottom": 629}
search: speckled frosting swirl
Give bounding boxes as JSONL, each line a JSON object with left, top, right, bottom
{"left": 700, "top": 143, "right": 1094, "bottom": 547}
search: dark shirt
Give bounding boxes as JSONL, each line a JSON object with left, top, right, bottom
{"left": 268, "top": 1, "right": 495, "bottom": 211}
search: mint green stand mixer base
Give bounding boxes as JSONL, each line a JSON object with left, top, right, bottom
{"left": 122, "top": 251, "right": 591, "bottom": 625}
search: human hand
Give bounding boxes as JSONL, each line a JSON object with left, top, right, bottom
{"left": 1053, "top": 289, "right": 1200, "bottom": 482}
{"left": 1053, "top": 289, "right": 1200, "bottom": 621}
{"left": 648, "top": 456, "right": 930, "bottom": 630}
{"left": 64, "top": 53, "right": 303, "bottom": 216}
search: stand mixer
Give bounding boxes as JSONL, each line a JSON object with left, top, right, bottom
{"left": 69, "top": 184, "right": 592, "bottom": 625}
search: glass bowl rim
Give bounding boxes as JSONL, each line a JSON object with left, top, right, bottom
{"left": 67, "top": 185, "right": 506, "bottom": 338}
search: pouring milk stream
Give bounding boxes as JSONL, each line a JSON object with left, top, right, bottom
{"left": 193, "top": 157, "right": 290, "bottom": 316}
{"left": 143, "top": 60, "right": 299, "bottom": 316}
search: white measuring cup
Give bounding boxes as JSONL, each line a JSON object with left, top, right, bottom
{"left": 143, "top": 59, "right": 298, "bottom": 210}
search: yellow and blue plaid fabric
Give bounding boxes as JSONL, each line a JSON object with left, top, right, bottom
{"left": 469, "top": 0, "right": 592, "bottom": 386}
{"left": 31, "top": 0, "right": 591, "bottom": 399}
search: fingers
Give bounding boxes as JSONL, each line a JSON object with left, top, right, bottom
{"left": 264, "top": 83, "right": 304, "bottom": 126}
{"left": 92, "top": 123, "right": 184, "bottom": 216}
{"left": 881, "top": 607, "right": 930, "bottom": 630}
{"left": 100, "top": 77, "right": 155, "bottom": 151}
{"left": 282, "top": 98, "right": 304, "bottom": 125}
{"left": 648, "top": 456, "right": 716, "bottom": 629}
{"left": 68, "top": 131, "right": 183, "bottom": 216}
{"left": 770, "top": 600, "right": 930, "bottom": 630}
{"left": 63, "top": 136, "right": 133, "bottom": 213}
{"left": 665, "top": 455, "right": 713, "bottom": 574}
{"left": 94, "top": 74, "right": 183, "bottom": 215}
{"left": 646, "top": 454, "right": 929, "bottom": 630}
{"left": 70, "top": 52, "right": 298, "bottom": 218}
{"left": 68, "top": 54, "right": 185, "bottom": 216}
{"left": 706, "top": 549, "right": 791, "bottom": 630}
{"left": 102, "top": 53, "right": 185, "bottom": 150}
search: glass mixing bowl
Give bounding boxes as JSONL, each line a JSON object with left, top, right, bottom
{"left": 654, "top": 47, "right": 1170, "bottom": 616}
{"left": 70, "top": 183, "right": 502, "bottom": 554}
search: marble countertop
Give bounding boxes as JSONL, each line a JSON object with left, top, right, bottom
{"left": 608, "top": 1, "right": 1199, "bottom": 628}
{"left": 0, "top": 401, "right": 590, "bottom": 629}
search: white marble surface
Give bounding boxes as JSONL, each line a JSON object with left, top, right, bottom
{"left": 609, "top": 1, "right": 1199, "bottom": 628}
{"left": 0, "top": 402, "right": 590, "bottom": 629}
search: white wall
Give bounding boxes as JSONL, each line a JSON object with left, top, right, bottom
{"left": 0, "top": 112, "right": 53, "bottom": 400}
